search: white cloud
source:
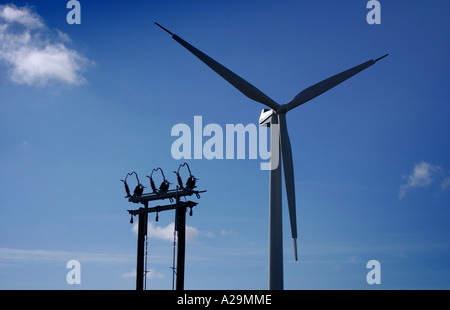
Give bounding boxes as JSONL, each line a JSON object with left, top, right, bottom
{"left": 132, "top": 221, "right": 200, "bottom": 243}
{"left": 147, "top": 268, "right": 165, "bottom": 279}
{"left": 399, "top": 161, "right": 441, "bottom": 198}
{"left": 0, "top": 4, "right": 92, "bottom": 86}
{"left": 0, "top": 4, "right": 43, "bottom": 29}
{"left": 8, "top": 44, "right": 89, "bottom": 85}
{"left": 441, "top": 177, "right": 450, "bottom": 192}
{"left": 122, "top": 269, "right": 136, "bottom": 278}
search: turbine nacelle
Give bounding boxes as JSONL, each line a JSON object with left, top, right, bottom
{"left": 259, "top": 109, "right": 275, "bottom": 127}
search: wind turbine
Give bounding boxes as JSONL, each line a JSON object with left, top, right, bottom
{"left": 155, "top": 22, "right": 388, "bottom": 289}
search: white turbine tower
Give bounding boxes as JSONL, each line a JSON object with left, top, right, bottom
{"left": 155, "top": 22, "right": 387, "bottom": 290}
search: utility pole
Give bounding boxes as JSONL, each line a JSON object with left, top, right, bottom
{"left": 129, "top": 200, "right": 201, "bottom": 290}
{"left": 122, "top": 165, "right": 205, "bottom": 290}
{"left": 175, "top": 202, "right": 186, "bottom": 290}
{"left": 136, "top": 203, "right": 148, "bottom": 291}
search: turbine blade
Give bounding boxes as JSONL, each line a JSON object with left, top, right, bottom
{"left": 278, "top": 113, "right": 298, "bottom": 261}
{"left": 155, "top": 22, "right": 279, "bottom": 110}
{"left": 293, "top": 238, "right": 298, "bottom": 261}
{"left": 155, "top": 22, "right": 173, "bottom": 35}
{"left": 286, "top": 55, "right": 388, "bottom": 111}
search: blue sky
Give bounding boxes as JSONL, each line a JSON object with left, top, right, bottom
{"left": 0, "top": 0, "right": 449, "bottom": 289}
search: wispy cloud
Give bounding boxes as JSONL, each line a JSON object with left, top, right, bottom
{"left": 0, "top": 247, "right": 134, "bottom": 264}
{"left": 122, "top": 268, "right": 165, "bottom": 280}
{"left": 0, "top": 4, "right": 93, "bottom": 86}
{"left": 0, "top": 4, "right": 43, "bottom": 28}
{"left": 399, "top": 161, "right": 445, "bottom": 198}
{"left": 441, "top": 177, "right": 450, "bottom": 192}
{"left": 131, "top": 221, "right": 200, "bottom": 243}
{"left": 220, "top": 229, "right": 237, "bottom": 236}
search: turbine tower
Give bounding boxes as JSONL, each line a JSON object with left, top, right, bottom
{"left": 155, "top": 22, "right": 387, "bottom": 289}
